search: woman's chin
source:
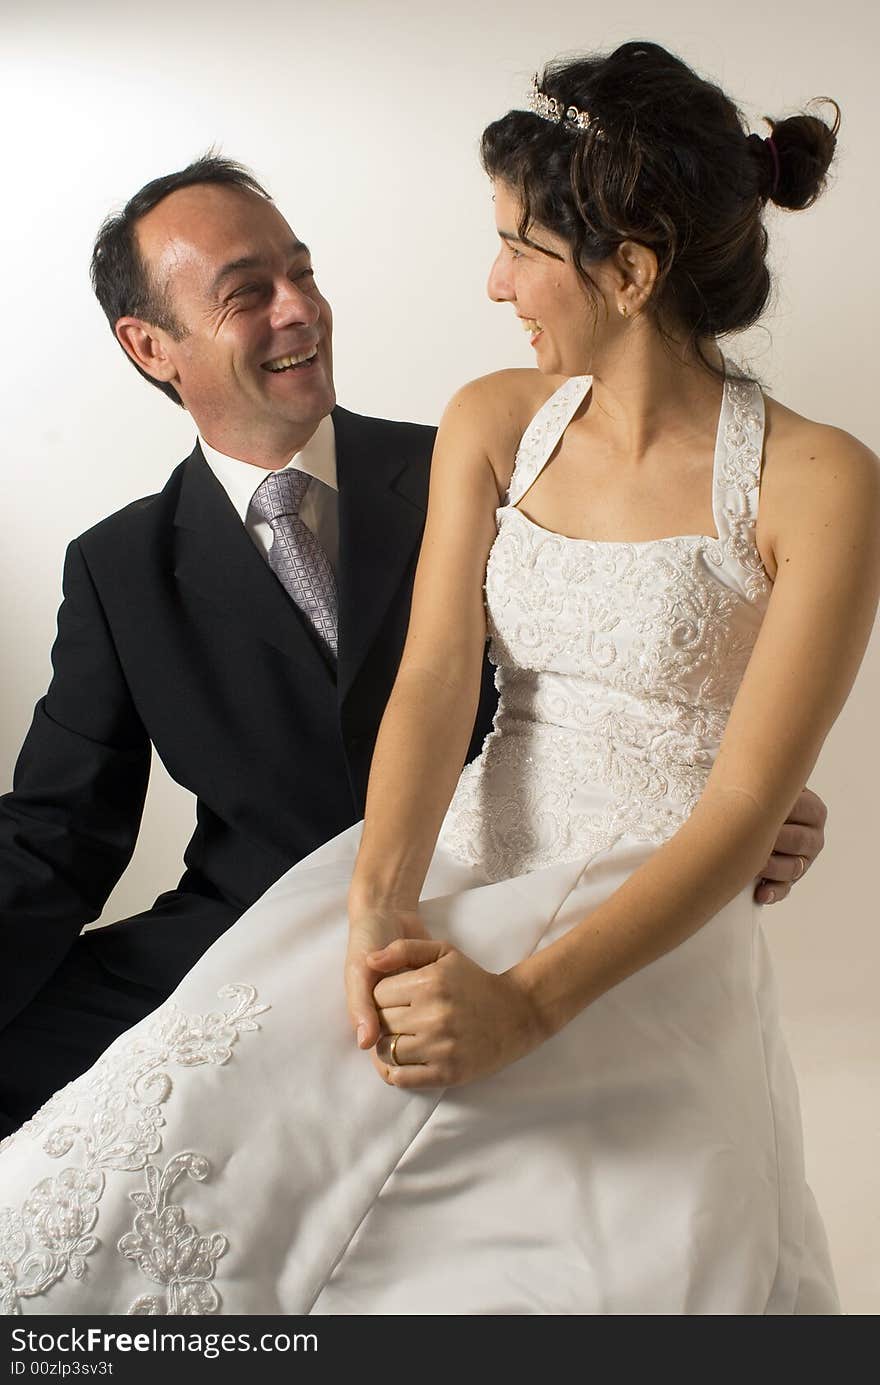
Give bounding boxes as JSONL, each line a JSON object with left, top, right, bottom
{"left": 529, "top": 337, "right": 590, "bottom": 377}
{"left": 535, "top": 352, "right": 587, "bottom": 379}
{"left": 531, "top": 340, "right": 558, "bottom": 374}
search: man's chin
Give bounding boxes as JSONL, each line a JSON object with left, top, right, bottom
{"left": 262, "top": 363, "right": 334, "bottom": 412}
{"left": 279, "top": 387, "right": 336, "bottom": 425}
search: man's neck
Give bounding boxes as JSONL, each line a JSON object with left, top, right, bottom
{"left": 197, "top": 420, "right": 324, "bottom": 471}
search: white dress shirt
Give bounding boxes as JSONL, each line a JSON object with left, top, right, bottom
{"left": 199, "top": 414, "right": 339, "bottom": 574}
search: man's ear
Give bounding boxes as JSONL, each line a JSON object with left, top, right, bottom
{"left": 115, "top": 317, "right": 180, "bottom": 388}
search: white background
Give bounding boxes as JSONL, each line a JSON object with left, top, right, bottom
{"left": 2, "top": 0, "right": 877, "bottom": 1312}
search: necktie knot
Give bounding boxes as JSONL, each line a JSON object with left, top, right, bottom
{"left": 250, "top": 468, "right": 311, "bottom": 524}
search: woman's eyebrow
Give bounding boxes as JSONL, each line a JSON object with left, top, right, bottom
{"left": 497, "top": 228, "right": 565, "bottom": 261}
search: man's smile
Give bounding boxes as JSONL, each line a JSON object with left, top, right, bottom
{"left": 262, "top": 346, "right": 319, "bottom": 373}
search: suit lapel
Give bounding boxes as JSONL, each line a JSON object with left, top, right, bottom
{"left": 171, "top": 415, "right": 430, "bottom": 698}
{"left": 333, "top": 406, "right": 430, "bottom": 709}
{"left": 173, "top": 444, "right": 335, "bottom": 680}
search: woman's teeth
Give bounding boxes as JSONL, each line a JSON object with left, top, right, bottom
{"left": 264, "top": 348, "right": 318, "bottom": 372}
{"left": 521, "top": 319, "right": 543, "bottom": 336}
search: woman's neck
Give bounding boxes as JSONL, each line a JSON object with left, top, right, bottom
{"left": 584, "top": 331, "right": 726, "bottom": 462}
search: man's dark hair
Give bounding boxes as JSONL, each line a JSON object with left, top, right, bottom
{"left": 90, "top": 154, "right": 271, "bottom": 406}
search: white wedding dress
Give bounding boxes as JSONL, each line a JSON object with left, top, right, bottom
{"left": 0, "top": 373, "right": 840, "bottom": 1315}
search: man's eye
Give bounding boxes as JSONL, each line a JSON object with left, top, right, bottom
{"left": 230, "top": 284, "right": 261, "bottom": 299}
{"left": 296, "top": 267, "right": 316, "bottom": 281}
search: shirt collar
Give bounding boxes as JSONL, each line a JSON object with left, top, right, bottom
{"left": 199, "top": 413, "right": 337, "bottom": 525}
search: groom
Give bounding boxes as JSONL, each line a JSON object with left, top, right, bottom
{"left": 0, "top": 156, "right": 825, "bottom": 1137}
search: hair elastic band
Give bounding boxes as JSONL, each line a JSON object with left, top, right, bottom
{"left": 765, "top": 135, "right": 781, "bottom": 197}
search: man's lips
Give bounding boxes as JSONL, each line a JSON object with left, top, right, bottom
{"left": 262, "top": 345, "right": 319, "bottom": 372}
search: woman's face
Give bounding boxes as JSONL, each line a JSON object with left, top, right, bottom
{"left": 487, "top": 180, "right": 613, "bottom": 376}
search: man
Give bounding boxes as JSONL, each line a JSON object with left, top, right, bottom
{"left": 0, "top": 156, "right": 825, "bottom": 1137}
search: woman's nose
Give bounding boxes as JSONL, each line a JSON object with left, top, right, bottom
{"left": 487, "top": 251, "right": 513, "bottom": 303}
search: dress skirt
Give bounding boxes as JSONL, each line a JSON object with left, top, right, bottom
{"left": 0, "top": 824, "right": 840, "bottom": 1316}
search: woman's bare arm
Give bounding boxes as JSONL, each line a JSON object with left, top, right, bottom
{"left": 518, "top": 422, "right": 880, "bottom": 1036}
{"left": 347, "top": 374, "right": 530, "bottom": 914}
{"left": 344, "top": 372, "right": 537, "bottom": 1044}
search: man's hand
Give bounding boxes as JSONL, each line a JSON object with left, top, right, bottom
{"left": 754, "top": 786, "right": 827, "bottom": 905}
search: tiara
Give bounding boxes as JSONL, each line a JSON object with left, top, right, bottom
{"left": 527, "top": 74, "right": 598, "bottom": 134}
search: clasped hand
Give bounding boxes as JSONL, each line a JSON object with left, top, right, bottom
{"left": 345, "top": 910, "right": 543, "bottom": 1089}
{"left": 343, "top": 780, "right": 828, "bottom": 1088}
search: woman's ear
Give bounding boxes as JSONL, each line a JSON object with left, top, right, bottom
{"left": 613, "top": 241, "right": 659, "bottom": 318}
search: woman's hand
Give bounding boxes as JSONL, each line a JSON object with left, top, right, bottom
{"left": 366, "top": 939, "right": 546, "bottom": 1089}
{"left": 345, "top": 906, "right": 430, "bottom": 1051}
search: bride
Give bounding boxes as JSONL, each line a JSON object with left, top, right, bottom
{"left": 1, "top": 41, "right": 876, "bottom": 1316}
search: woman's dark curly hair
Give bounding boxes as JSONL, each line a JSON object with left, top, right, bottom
{"left": 481, "top": 41, "right": 839, "bottom": 373}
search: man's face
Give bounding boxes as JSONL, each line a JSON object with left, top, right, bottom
{"left": 131, "top": 183, "right": 335, "bottom": 463}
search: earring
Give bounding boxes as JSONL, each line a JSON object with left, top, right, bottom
{"left": 619, "top": 303, "right": 628, "bottom": 318}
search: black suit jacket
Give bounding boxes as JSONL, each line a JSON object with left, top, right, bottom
{"left": 0, "top": 406, "right": 498, "bottom": 1029}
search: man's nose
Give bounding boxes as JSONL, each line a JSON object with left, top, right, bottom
{"left": 487, "top": 251, "right": 512, "bottom": 303}
{"left": 271, "top": 279, "right": 321, "bottom": 329}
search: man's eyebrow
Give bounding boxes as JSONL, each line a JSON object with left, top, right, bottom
{"left": 497, "top": 229, "right": 565, "bottom": 262}
{"left": 210, "top": 240, "right": 311, "bottom": 293}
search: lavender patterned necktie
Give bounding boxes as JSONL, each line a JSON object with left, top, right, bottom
{"left": 250, "top": 469, "right": 338, "bottom": 660}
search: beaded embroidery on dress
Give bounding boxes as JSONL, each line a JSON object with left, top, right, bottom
{"left": 440, "top": 368, "right": 771, "bottom": 880}
{"left": 0, "top": 985, "right": 267, "bottom": 1315}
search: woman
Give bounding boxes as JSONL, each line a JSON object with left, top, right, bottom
{"left": 1, "top": 41, "right": 875, "bottom": 1315}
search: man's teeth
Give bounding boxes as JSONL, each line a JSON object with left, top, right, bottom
{"left": 265, "top": 348, "right": 318, "bottom": 372}
{"left": 521, "top": 319, "right": 543, "bottom": 335}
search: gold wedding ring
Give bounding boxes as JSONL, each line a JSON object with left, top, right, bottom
{"left": 793, "top": 854, "right": 808, "bottom": 881}
{"left": 388, "top": 1033, "right": 402, "bottom": 1067}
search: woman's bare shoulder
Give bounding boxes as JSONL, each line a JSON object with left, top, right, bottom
{"left": 763, "top": 397, "right": 878, "bottom": 510}
{"left": 444, "top": 368, "right": 561, "bottom": 428}
{"left": 764, "top": 396, "right": 878, "bottom": 479}
{"left": 441, "top": 369, "right": 565, "bottom": 492}
{"left": 760, "top": 395, "right": 880, "bottom": 555}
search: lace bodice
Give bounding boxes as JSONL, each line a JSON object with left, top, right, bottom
{"left": 440, "top": 370, "right": 772, "bottom": 880}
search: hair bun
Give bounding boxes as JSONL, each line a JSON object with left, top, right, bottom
{"left": 757, "top": 99, "right": 840, "bottom": 210}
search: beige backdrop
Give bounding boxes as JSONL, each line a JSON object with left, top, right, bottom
{"left": 2, "top": 0, "right": 877, "bottom": 1313}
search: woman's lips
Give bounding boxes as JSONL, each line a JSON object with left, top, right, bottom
{"left": 519, "top": 317, "right": 544, "bottom": 347}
